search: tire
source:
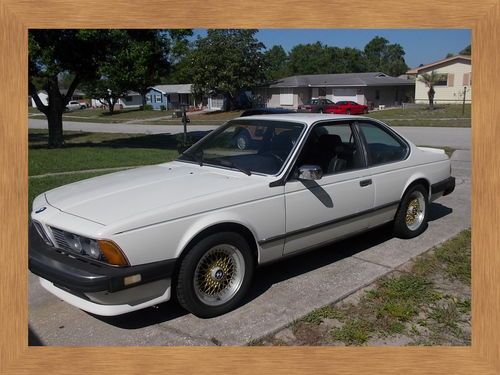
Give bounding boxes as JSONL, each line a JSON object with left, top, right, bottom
{"left": 393, "top": 184, "right": 429, "bottom": 239}
{"left": 176, "top": 232, "right": 254, "bottom": 318}
{"left": 235, "top": 131, "right": 250, "bottom": 150}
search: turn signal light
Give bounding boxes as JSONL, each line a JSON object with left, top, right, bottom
{"left": 97, "top": 240, "right": 130, "bottom": 266}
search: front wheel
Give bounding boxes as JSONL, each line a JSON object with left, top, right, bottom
{"left": 393, "top": 185, "right": 429, "bottom": 239}
{"left": 176, "top": 232, "right": 254, "bottom": 318}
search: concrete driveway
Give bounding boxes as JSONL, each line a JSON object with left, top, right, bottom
{"left": 28, "top": 150, "right": 471, "bottom": 346}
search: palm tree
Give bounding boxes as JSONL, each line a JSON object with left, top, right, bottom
{"left": 417, "top": 71, "right": 442, "bottom": 109}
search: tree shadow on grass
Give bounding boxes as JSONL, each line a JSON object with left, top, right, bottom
{"left": 29, "top": 130, "right": 212, "bottom": 151}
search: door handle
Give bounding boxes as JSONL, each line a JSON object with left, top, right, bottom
{"left": 360, "top": 179, "right": 372, "bottom": 187}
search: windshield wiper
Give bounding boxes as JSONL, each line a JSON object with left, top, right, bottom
{"left": 217, "top": 159, "right": 252, "bottom": 176}
{"left": 183, "top": 150, "right": 204, "bottom": 166}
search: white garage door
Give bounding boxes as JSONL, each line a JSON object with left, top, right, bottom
{"left": 332, "top": 88, "right": 357, "bottom": 103}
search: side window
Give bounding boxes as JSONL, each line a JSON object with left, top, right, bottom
{"left": 295, "top": 122, "right": 363, "bottom": 176}
{"left": 358, "top": 122, "right": 408, "bottom": 165}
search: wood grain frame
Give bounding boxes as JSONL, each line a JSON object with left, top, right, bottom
{"left": 1, "top": 1, "right": 499, "bottom": 373}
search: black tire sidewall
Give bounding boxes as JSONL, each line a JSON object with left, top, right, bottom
{"left": 394, "top": 185, "right": 429, "bottom": 239}
{"left": 176, "top": 232, "right": 254, "bottom": 318}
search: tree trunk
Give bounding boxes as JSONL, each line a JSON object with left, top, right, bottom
{"left": 141, "top": 92, "right": 147, "bottom": 109}
{"left": 45, "top": 76, "right": 66, "bottom": 147}
{"left": 46, "top": 108, "right": 64, "bottom": 147}
{"left": 428, "top": 87, "right": 435, "bottom": 109}
{"left": 107, "top": 98, "right": 115, "bottom": 115}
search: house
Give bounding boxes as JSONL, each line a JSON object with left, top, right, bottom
{"left": 406, "top": 55, "right": 471, "bottom": 104}
{"left": 117, "top": 91, "right": 142, "bottom": 108}
{"left": 31, "top": 89, "right": 88, "bottom": 108}
{"left": 253, "top": 72, "right": 415, "bottom": 110}
{"left": 146, "top": 84, "right": 195, "bottom": 110}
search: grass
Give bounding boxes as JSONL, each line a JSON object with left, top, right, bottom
{"left": 365, "top": 104, "right": 471, "bottom": 127}
{"left": 280, "top": 229, "right": 471, "bottom": 346}
{"left": 29, "top": 130, "right": 181, "bottom": 176}
{"left": 367, "top": 104, "right": 471, "bottom": 119}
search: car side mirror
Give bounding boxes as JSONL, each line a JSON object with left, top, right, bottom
{"left": 297, "top": 165, "right": 323, "bottom": 181}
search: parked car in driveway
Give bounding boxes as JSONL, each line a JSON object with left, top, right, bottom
{"left": 29, "top": 114, "right": 455, "bottom": 318}
{"left": 298, "top": 98, "right": 337, "bottom": 113}
{"left": 331, "top": 101, "right": 369, "bottom": 115}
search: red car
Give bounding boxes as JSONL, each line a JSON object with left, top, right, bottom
{"left": 331, "top": 101, "right": 369, "bottom": 115}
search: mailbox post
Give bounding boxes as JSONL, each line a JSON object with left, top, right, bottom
{"left": 181, "top": 104, "right": 190, "bottom": 145}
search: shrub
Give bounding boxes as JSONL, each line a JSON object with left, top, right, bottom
{"left": 160, "top": 105, "right": 166, "bottom": 111}
{"left": 143, "top": 104, "right": 153, "bottom": 111}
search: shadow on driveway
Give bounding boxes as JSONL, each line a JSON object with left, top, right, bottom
{"left": 90, "top": 202, "right": 452, "bottom": 329}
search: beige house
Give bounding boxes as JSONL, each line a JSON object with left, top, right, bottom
{"left": 407, "top": 55, "right": 471, "bottom": 104}
{"left": 253, "top": 73, "right": 415, "bottom": 110}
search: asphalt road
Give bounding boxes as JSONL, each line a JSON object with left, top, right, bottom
{"left": 28, "top": 118, "right": 472, "bottom": 150}
{"left": 28, "top": 149, "right": 471, "bottom": 346}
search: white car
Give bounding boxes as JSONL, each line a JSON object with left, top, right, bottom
{"left": 65, "top": 100, "right": 82, "bottom": 111}
{"left": 29, "top": 114, "right": 455, "bottom": 318}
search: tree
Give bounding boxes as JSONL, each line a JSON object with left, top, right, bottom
{"left": 459, "top": 45, "right": 471, "bottom": 55}
{"left": 417, "top": 71, "right": 442, "bottom": 109}
{"left": 29, "top": 30, "right": 120, "bottom": 147}
{"left": 188, "top": 29, "right": 267, "bottom": 110}
{"left": 263, "top": 45, "right": 289, "bottom": 81}
{"left": 123, "top": 29, "right": 192, "bottom": 108}
{"left": 446, "top": 53, "right": 455, "bottom": 58}
{"left": 363, "top": 36, "right": 409, "bottom": 76}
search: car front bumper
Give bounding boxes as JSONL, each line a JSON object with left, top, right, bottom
{"left": 29, "top": 222, "right": 176, "bottom": 315}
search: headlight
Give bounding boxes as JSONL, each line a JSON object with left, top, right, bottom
{"left": 51, "top": 227, "right": 129, "bottom": 266}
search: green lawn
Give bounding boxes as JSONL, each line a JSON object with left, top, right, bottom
{"left": 29, "top": 130, "right": 180, "bottom": 176}
{"left": 367, "top": 104, "right": 471, "bottom": 120}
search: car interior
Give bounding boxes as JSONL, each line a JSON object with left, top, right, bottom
{"left": 294, "top": 123, "right": 363, "bottom": 176}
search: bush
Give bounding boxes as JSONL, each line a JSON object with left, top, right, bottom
{"left": 143, "top": 104, "right": 153, "bottom": 111}
{"left": 160, "top": 105, "right": 166, "bottom": 111}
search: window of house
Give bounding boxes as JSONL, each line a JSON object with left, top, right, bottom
{"left": 434, "top": 74, "right": 448, "bottom": 86}
{"left": 358, "top": 122, "right": 409, "bottom": 166}
{"left": 124, "top": 96, "right": 132, "bottom": 102}
{"left": 318, "top": 87, "right": 327, "bottom": 97}
{"left": 146, "top": 94, "right": 151, "bottom": 102}
{"left": 155, "top": 94, "right": 162, "bottom": 103}
{"left": 280, "top": 88, "right": 294, "bottom": 106}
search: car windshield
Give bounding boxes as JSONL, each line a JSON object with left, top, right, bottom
{"left": 177, "top": 119, "right": 305, "bottom": 175}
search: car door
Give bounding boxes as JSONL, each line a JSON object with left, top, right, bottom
{"left": 355, "top": 120, "right": 412, "bottom": 228}
{"left": 283, "top": 121, "right": 374, "bottom": 255}
{"left": 350, "top": 101, "right": 362, "bottom": 114}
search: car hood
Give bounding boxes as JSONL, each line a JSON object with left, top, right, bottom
{"left": 45, "top": 162, "right": 265, "bottom": 226}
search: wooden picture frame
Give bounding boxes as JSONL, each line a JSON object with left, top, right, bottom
{"left": 1, "top": 0, "right": 498, "bottom": 373}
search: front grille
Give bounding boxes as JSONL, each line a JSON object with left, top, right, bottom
{"left": 32, "top": 221, "right": 53, "bottom": 246}
{"left": 50, "top": 227, "right": 79, "bottom": 254}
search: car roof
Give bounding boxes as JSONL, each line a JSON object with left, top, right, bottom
{"left": 234, "top": 113, "right": 368, "bottom": 126}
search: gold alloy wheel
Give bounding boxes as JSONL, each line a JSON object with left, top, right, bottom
{"left": 405, "top": 191, "right": 426, "bottom": 231}
{"left": 193, "top": 244, "right": 245, "bottom": 306}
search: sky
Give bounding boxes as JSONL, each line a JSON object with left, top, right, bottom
{"left": 192, "top": 29, "right": 471, "bottom": 69}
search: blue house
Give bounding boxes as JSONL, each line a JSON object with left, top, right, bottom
{"left": 146, "top": 84, "right": 193, "bottom": 110}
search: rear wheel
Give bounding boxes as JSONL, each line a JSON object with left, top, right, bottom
{"left": 393, "top": 185, "right": 429, "bottom": 238}
{"left": 176, "top": 232, "right": 254, "bottom": 318}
